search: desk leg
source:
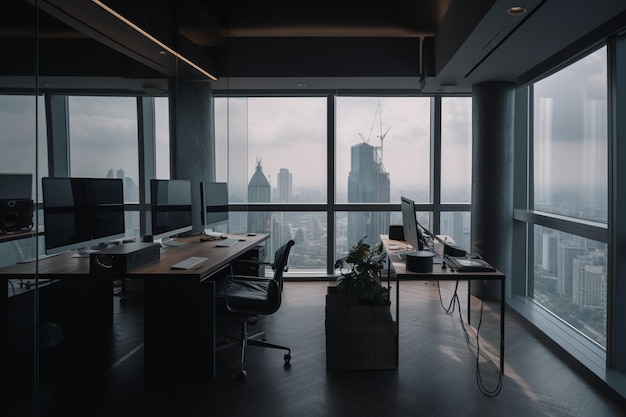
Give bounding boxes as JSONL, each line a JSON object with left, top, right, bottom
{"left": 144, "top": 278, "right": 216, "bottom": 380}
{"left": 395, "top": 261, "right": 400, "bottom": 368}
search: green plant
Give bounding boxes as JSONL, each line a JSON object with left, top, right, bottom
{"left": 334, "top": 236, "right": 388, "bottom": 303}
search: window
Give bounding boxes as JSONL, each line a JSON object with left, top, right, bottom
{"left": 68, "top": 96, "right": 139, "bottom": 203}
{"left": 0, "top": 95, "right": 48, "bottom": 200}
{"left": 216, "top": 94, "right": 471, "bottom": 274}
{"left": 216, "top": 97, "right": 327, "bottom": 204}
{"left": 155, "top": 97, "right": 170, "bottom": 179}
{"left": 532, "top": 225, "right": 607, "bottom": 346}
{"left": 441, "top": 97, "right": 472, "bottom": 204}
{"left": 335, "top": 97, "right": 431, "bottom": 204}
{"left": 68, "top": 96, "right": 140, "bottom": 238}
{"left": 513, "top": 46, "right": 609, "bottom": 353}
{"left": 533, "top": 48, "right": 608, "bottom": 223}
{"left": 0, "top": 94, "right": 48, "bottom": 264}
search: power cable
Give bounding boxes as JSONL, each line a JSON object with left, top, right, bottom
{"left": 437, "top": 280, "right": 503, "bottom": 397}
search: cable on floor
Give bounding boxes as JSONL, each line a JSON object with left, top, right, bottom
{"left": 436, "top": 280, "right": 503, "bottom": 397}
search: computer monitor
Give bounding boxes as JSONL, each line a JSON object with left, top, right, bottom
{"left": 42, "top": 177, "right": 126, "bottom": 257}
{"left": 400, "top": 196, "right": 425, "bottom": 251}
{"left": 0, "top": 173, "right": 34, "bottom": 234}
{"left": 200, "top": 181, "right": 228, "bottom": 232}
{"left": 150, "top": 179, "right": 193, "bottom": 246}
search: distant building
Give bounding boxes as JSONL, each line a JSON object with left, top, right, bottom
{"left": 347, "top": 142, "right": 390, "bottom": 247}
{"left": 277, "top": 168, "right": 292, "bottom": 202}
{"left": 557, "top": 241, "right": 586, "bottom": 296}
{"left": 573, "top": 251, "right": 607, "bottom": 309}
{"left": 247, "top": 158, "right": 271, "bottom": 235}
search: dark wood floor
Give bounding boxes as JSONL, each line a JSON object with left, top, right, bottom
{"left": 10, "top": 280, "right": 626, "bottom": 416}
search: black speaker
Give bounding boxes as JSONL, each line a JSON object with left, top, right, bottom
{"left": 0, "top": 199, "right": 33, "bottom": 233}
{"left": 389, "top": 225, "right": 404, "bottom": 241}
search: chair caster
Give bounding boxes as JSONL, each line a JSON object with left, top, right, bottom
{"left": 238, "top": 369, "right": 247, "bottom": 379}
{"left": 284, "top": 354, "right": 291, "bottom": 363}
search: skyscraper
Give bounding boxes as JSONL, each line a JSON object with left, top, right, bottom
{"left": 347, "top": 142, "right": 390, "bottom": 247}
{"left": 277, "top": 168, "right": 292, "bottom": 202}
{"left": 557, "top": 241, "right": 586, "bottom": 296}
{"left": 247, "top": 158, "right": 271, "bottom": 234}
{"left": 573, "top": 251, "right": 606, "bottom": 309}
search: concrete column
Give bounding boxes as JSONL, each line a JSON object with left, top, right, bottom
{"left": 471, "top": 81, "right": 515, "bottom": 300}
{"left": 169, "top": 78, "right": 215, "bottom": 234}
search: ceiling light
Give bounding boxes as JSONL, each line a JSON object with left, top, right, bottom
{"left": 296, "top": 83, "right": 307, "bottom": 88}
{"left": 507, "top": 6, "right": 526, "bottom": 16}
{"left": 92, "top": 0, "right": 218, "bottom": 81}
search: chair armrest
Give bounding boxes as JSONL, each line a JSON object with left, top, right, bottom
{"left": 231, "top": 259, "right": 272, "bottom": 267}
{"left": 226, "top": 275, "right": 273, "bottom": 282}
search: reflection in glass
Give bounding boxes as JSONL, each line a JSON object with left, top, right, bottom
{"left": 533, "top": 47, "right": 607, "bottom": 223}
{"left": 532, "top": 225, "right": 607, "bottom": 347}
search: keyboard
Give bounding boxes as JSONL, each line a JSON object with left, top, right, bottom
{"left": 215, "top": 238, "right": 240, "bottom": 247}
{"left": 170, "top": 256, "right": 208, "bottom": 270}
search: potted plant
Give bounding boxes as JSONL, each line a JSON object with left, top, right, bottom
{"left": 326, "top": 236, "right": 397, "bottom": 370}
{"left": 333, "top": 236, "right": 389, "bottom": 305}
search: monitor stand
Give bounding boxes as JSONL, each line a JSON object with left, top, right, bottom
{"left": 73, "top": 248, "right": 98, "bottom": 258}
{"left": 159, "top": 236, "right": 188, "bottom": 247}
{"left": 72, "top": 243, "right": 108, "bottom": 258}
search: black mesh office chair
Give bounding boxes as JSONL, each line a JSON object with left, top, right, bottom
{"left": 221, "top": 239, "right": 295, "bottom": 378}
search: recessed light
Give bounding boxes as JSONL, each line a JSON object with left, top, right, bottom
{"left": 507, "top": 6, "right": 526, "bottom": 16}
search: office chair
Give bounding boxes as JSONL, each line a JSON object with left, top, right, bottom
{"left": 221, "top": 239, "right": 295, "bottom": 378}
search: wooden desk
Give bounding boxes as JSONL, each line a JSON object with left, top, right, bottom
{"left": 0, "top": 226, "right": 43, "bottom": 244}
{"left": 381, "top": 235, "right": 505, "bottom": 374}
{"left": 129, "top": 233, "right": 269, "bottom": 380}
{"left": 1, "top": 233, "right": 269, "bottom": 380}
{"left": 1, "top": 252, "right": 113, "bottom": 338}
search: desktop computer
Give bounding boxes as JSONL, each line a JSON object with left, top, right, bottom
{"left": 90, "top": 242, "right": 161, "bottom": 275}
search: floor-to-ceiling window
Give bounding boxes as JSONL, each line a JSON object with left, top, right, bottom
{"left": 215, "top": 94, "right": 472, "bottom": 275}
{"left": 513, "top": 45, "right": 609, "bottom": 370}
{"left": 440, "top": 97, "right": 472, "bottom": 249}
{"left": 67, "top": 96, "right": 141, "bottom": 238}
{"left": 214, "top": 96, "right": 329, "bottom": 272}
{"left": 335, "top": 96, "right": 431, "bottom": 260}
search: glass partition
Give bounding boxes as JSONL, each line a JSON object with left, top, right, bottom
{"left": 2, "top": 1, "right": 39, "bottom": 415}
